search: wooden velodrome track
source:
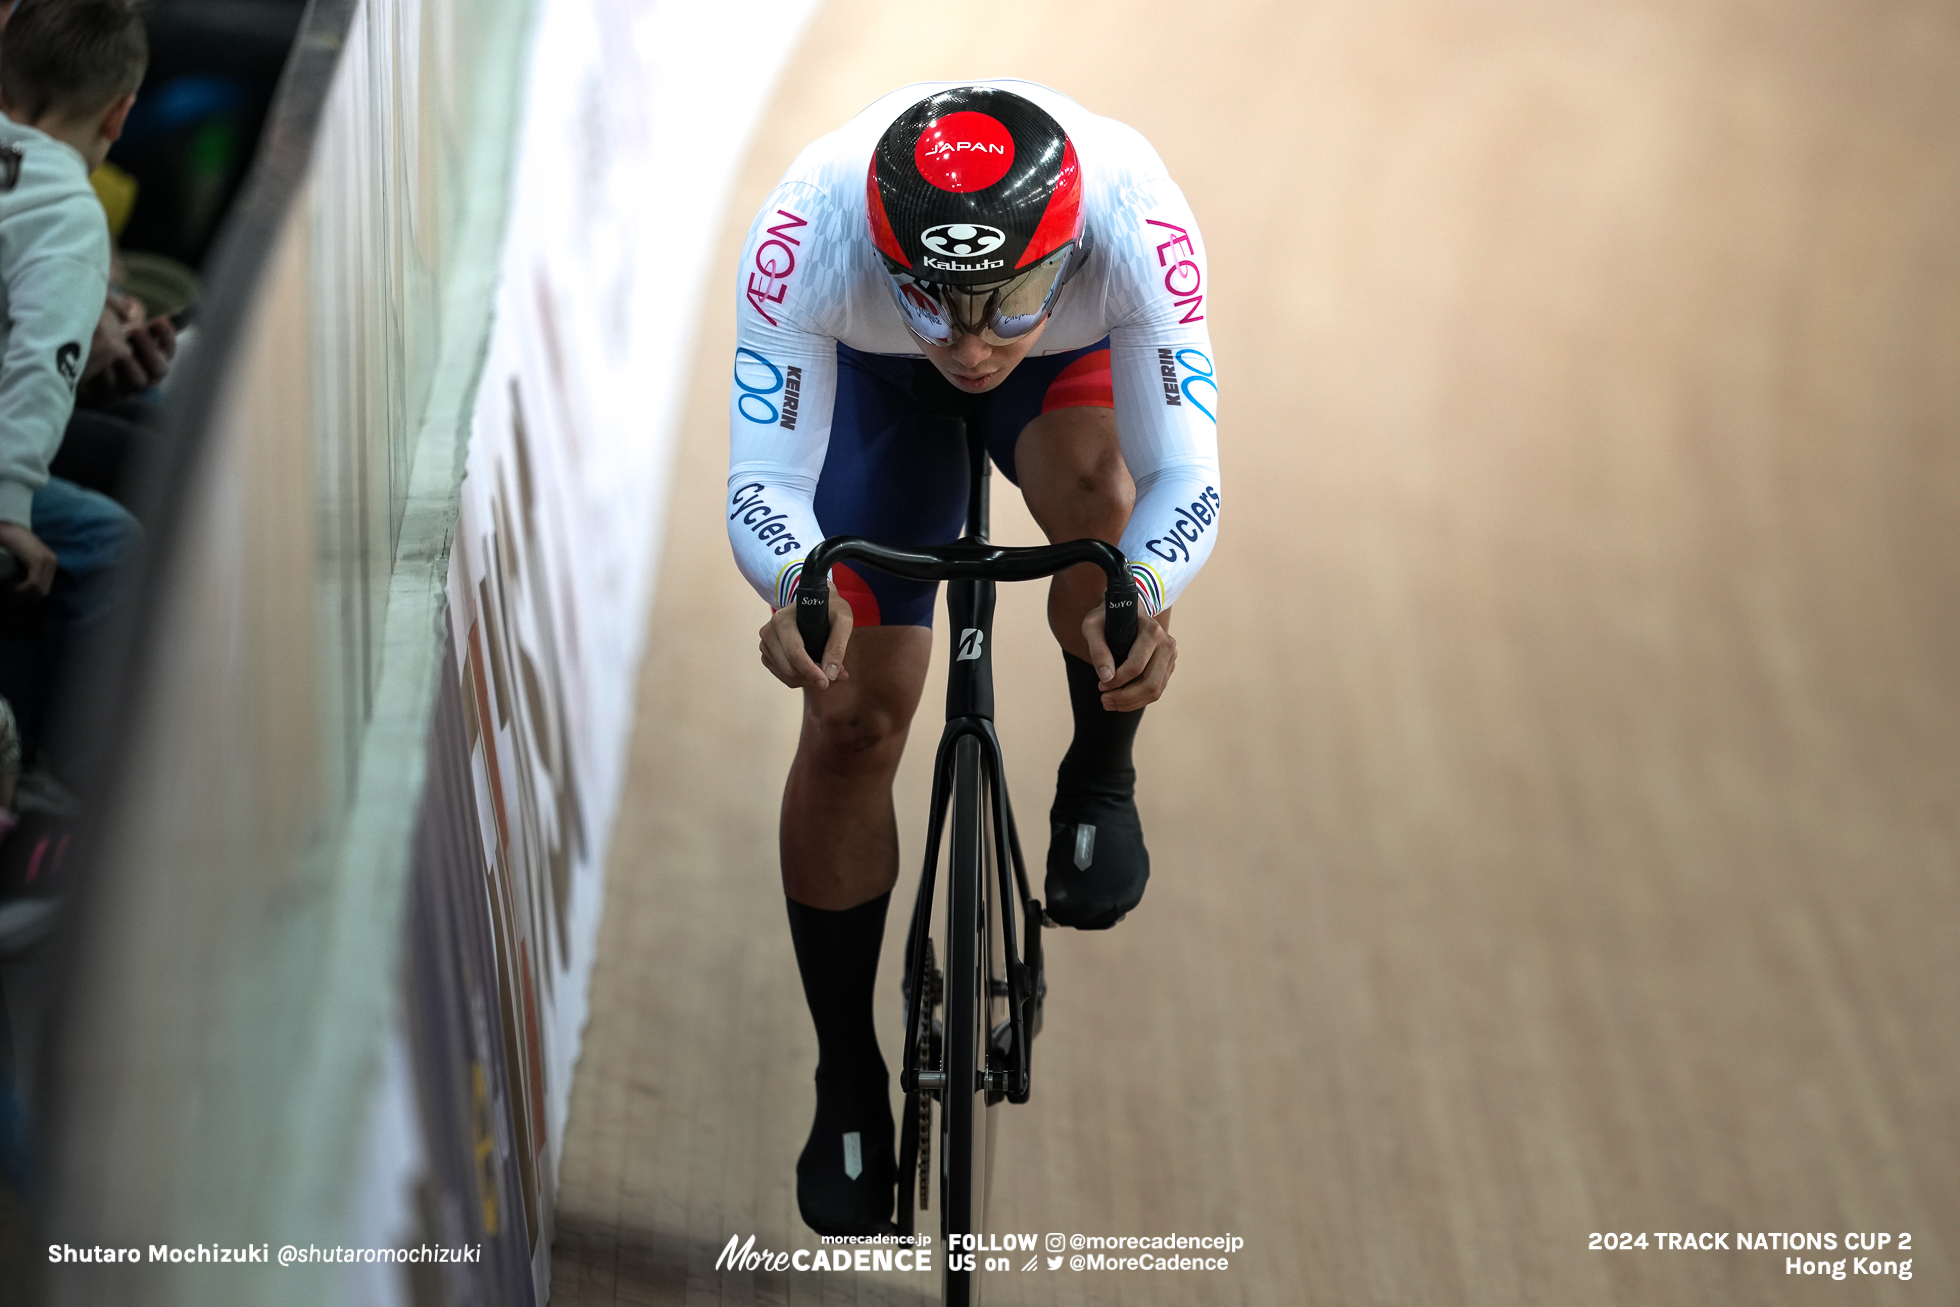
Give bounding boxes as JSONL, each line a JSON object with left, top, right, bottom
{"left": 550, "top": 1, "right": 1958, "bottom": 1303}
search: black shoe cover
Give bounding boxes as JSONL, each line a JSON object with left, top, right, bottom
{"left": 796, "top": 1065, "right": 896, "bottom": 1237}
{"left": 1044, "top": 788, "right": 1149, "bottom": 929}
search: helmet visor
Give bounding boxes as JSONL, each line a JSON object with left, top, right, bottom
{"left": 884, "top": 243, "right": 1075, "bottom": 347}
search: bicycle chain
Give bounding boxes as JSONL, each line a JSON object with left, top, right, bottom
{"left": 917, "top": 957, "right": 941, "bottom": 1211}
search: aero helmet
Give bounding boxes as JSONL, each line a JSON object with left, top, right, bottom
{"left": 867, "top": 86, "right": 1086, "bottom": 345}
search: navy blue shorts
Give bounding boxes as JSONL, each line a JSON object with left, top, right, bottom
{"left": 814, "top": 338, "right": 1113, "bottom": 627}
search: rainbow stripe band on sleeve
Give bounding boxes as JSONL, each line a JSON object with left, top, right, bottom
{"left": 774, "top": 559, "right": 804, "bottom": 610}
{"left": 1129, "top": 561, "right": 1166, "bottom": 616}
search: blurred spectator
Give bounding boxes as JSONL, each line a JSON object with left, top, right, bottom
{"left": 50, "top": 264, "right": 178, "bottom": 514}
{"left": 0, "top": 0, "right": 150, "bottom": 755}
{"left": 0, "top": 3, "right": 153, "bottom": 1227}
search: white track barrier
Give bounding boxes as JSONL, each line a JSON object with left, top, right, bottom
{"left": 440, "top": 0, "right": 819, "bottom": 1298}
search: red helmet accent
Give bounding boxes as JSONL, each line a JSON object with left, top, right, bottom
{"left": 912, "top": 111, "right": 1016, "bottom": 192}
{"left": 865, "top": 154, "right": 909, "bottom": 267}
{"left": 1015, "top": 137, "right": 1081, "bottom": 268}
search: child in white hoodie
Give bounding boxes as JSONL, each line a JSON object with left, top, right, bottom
{"left": 0, "top": 0, "right": 148, "bottom": 752}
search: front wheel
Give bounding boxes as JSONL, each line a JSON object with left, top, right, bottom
{"left": 941, "top": 734, "right": 1001, "bottom": 1305}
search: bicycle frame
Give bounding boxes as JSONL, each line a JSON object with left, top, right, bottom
{"left": 794, "top": 425, "right": 1136, "bottom": 1109}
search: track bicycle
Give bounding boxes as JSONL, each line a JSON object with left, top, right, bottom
{"left": 796, "top": 421, "right": 1137, "bottom": 1306}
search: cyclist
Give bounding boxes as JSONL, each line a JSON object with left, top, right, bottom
{"left": 727, "top": 81, "right": 1220, "bottom": 1236}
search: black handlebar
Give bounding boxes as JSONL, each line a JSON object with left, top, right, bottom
{"left": 796, "top": 536, "right": 1137, "bottom": 669}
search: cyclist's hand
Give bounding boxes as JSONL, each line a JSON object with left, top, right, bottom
{"left": 1081, "top": 603, "right": 1175, "bottom": 712}
{"left": 0, "top": 521, "right": 58, "bottom": 597}
{"left": 759, "top": 577, "right": 853, "bottom": 690}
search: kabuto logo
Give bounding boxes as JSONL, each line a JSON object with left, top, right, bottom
{"left": 923, "top": 255, "right": 1004, "bottom": 273}
{"left": 920, "top": 223, "right": 1006, "bottom": 259}
{"left": 55, "top": 342, "right": 81, "bottom": 387}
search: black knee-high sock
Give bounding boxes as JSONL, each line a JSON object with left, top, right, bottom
{"left": 786, "top": 892, "right": 894, "bottom": 1231}
{"left": 785, "top": 892, "right": 891, "bottom": 1083}
{"left": 1057, "top": 651, "right": 1144, "bottom": 797}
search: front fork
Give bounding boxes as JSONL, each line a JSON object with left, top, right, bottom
{"left": 897, "top": 552, "right": 1044, "bottom": 1237}
{"left": 898, "top": 716, "right": 1041, "bottom": 1107}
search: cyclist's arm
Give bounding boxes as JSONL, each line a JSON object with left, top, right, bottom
{"left": 727, "top": 183, "right": 861, "bottom": 686}
{"left": 725, "top": 317, "right": 835, "bottom": 612}
{"left": 725, "top": 183, "right": 841, "bottom": 612}
{"left": 1104, "top": 180, "right": 1222, "bottom": 619}
{"left": 728, "top": 319, "right": 856, "bottom": 688}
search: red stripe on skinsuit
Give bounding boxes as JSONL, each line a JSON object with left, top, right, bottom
{"left": 833, "top": 563, "right": 883, "bottom": 626}
{"left": 1040, "top": 349, "right": 1113, "bottom": 413}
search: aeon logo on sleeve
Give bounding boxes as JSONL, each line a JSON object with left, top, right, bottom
{"left": 746, "top": 209, "right": 807, "bottom": 325}
{"left": 920, "top": 223, "right": 1006, "bottom": 258}
{"left": 915, "top": 111, "right": 1015, "bottom": 192}
{"left": 1144, "top": 218, "right": 1205, "bottom": 324}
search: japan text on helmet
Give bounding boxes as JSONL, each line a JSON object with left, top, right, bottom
{"left": 867, "top": 86, "right": 1087, "bottom": 345}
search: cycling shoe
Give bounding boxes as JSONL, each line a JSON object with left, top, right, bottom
{"left": 796, "top": 1065, "right": 896, "bottom": 1237}
{"left": 1043, "top": 788, "right": 1149, "bottom": 929}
